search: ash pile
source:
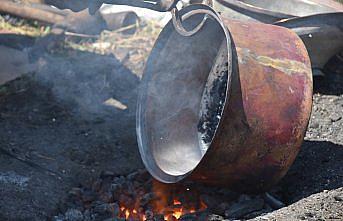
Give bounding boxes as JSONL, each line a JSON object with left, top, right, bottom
{"left": 54, "top": 169, "right": 283, "bottom": 221}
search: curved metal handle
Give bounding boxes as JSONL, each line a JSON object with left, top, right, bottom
{"left": 171, "top": 8, "right": 208, "bottom": 36}
{"left": 171, "top": 3, "right": 225, "bottom": 37}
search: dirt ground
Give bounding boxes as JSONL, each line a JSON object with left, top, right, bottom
{"left": 0, "top": 15, "right": 342, "bottom": 221}
{"left": 250, "top": 70, "right": 343, "bottom": 220}
{"left": 0, "top": 42, "right": 144, "bottom": 220}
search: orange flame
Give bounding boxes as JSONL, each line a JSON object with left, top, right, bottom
{"left": 125, "top": 209, "right": 130, "bottom": 219}
{"left": 173, "top": 199, "right": 182, "bottom": 205}
{"left": 116, "top": 180, "right": 207, "bottom": 220}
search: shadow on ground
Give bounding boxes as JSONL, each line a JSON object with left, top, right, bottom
{"left": 279, "top": 140, "right": 343, "bottom": 204}
{"left": 313, "top": 53, "right": 343, "bottom": 95}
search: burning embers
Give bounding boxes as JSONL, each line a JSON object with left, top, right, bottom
{"left": 115, "top": 174, "right": 207, "bottom": 220}
{"left": 55, "top": 169, "right": 283, "bottom": 221}
{"left": 57, "top": 170, "right": 208, "bottom": 221}
{"left": 116, "top": 182, "right": 207, "bottom": 221}
{"left": 118, "top": 191, "right": 205, "bottom": 220}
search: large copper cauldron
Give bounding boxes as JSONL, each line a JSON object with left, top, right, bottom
{"left": 136, "top": 4, "right": 312, "bottom": 193}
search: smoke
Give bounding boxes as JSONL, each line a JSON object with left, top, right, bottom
{"left": 33, "top": 47, "right": 139, "bottom": 120}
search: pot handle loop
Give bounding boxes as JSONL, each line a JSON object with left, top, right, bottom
{"left": 171, "top": 3, "right": 224, "bottom": 37}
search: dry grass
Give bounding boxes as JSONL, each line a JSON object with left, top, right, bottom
{"left": 65, "top": 20, "right": 162, "bottom": 76}
{"left": 0, "top": 15, "right": 50, "bottom": 37}
{"left": 0, "top": 13, "right": 161, "bottom": 76}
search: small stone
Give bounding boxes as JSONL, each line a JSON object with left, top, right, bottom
{"left": 52, "top": 215, "right": 65, "bottom": 221}
{"left": 127, "top": 171, "right": 138, "bottom": 180}
{"left": 304, "top": 212, "right": 314, "bottom": 217}
{"left": 93, "top": 202, "right": 119, "bottom": 215}
{"left": 311, "top": 122, "right": 320, "bottom": 129}
{"left": 330, "top": 114, "right": 342, "bottom": 122}
{"left": 68, "top": 188, "right": 82, "bottom": 197}
{"left": 206, "top": 214, "right": 225, "bottom": 221}
{"left": 64, "top": 209, "right": 84, "bottom": 221}
{"left": 298, "top": 215, "right": 306, "bottom": 220}
{"left": 145, "top": 210, "right": 154, "bottom": 219}
{"left": 334, "top": 194, "right": 343, "bottom": 201}
{"left": 100, "top": 171, "right": 115, "bottom": 179}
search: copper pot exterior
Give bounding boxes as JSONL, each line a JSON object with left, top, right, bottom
{"left": 191, "top": 18, "right": 313, "bottom": 193}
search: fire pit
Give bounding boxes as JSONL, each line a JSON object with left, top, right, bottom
{"left": 137, "top": 4, "right": 313, "bottom": 193}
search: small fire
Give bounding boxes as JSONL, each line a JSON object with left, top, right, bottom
{"left": 118, "top": 208, "right": 145, "bottom": 220}
{"left": 173, "top": 199, "right": 182, "bottom": 205}
{"left": 116, "top": 180, "right": 207, "bottom": 220}
{"left": 125, "top": 209, "right": 130, "bottom": 219}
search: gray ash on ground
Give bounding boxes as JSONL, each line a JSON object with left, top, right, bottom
{"left": 54, "top": 169, "right": 277, "bottom": 221}
{"left": 198, "top": 42, "right": 228, "bottom": 151}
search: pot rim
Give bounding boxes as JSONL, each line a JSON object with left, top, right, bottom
{"left": 136, "top": 4, "right": 234, "bottom": 183}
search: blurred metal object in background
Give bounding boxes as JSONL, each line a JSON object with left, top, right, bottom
{"left": 45, "top": 0, "right": 180, "bottom": 13}
{"left": 275, "top": 13, "right": 343, "bottom": 76}
{"left": 214, "top": 0, "right": 343, "bottom": 23}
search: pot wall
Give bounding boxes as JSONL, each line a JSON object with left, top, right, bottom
{"left": 192, "top": 18, "right": 313, "bottom": 193}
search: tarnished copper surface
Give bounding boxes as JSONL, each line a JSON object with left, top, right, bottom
{"left": 137, "top": 4, "right": 313, "bottom": 193}
{"left": 191, "top": 18, "right": 313, "bottom": 193}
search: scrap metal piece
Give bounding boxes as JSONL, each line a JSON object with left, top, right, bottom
{"left": 214, "top": 0, "right": 343, "bottom": 23}
{"left": 137, "top": 4, "right": 312, "bottom": 193}
{"left": 215, "top": 0, "right": 294, "bottom": 23}
{"left": 275, "top": 12, "right": 343, "bottom": 75}
{"left": 103, "top": 0, "right": 179, "bottom": 12}
{"left": 45, "top": 0, "right": 180, "bottom": 12}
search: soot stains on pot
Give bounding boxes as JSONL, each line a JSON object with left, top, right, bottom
{"left": 198, "top": 41, "right": 228, "bottom": 152}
